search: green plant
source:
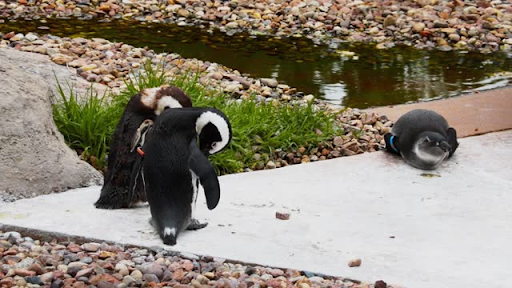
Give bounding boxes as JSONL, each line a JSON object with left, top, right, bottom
{"left": 52, "top": 80, "right": 119, "bottom": 170}
{"left": 52, "top": 61, "right": 342, "bottom": 174}
{"left": 169, "top": 73, "right": 341, "bottom": 174}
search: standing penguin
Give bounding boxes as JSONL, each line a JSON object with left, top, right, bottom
{"left": 136, "top": 107, "right": 231, "bottom": 245}
{"left": 384, "top": 109, "right": 459, "bottom": 170}
{"left": 94, "top": 86, "right": 192, "bottom": 209}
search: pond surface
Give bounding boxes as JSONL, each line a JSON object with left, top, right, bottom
{"left": 2, "top": 18, "right": 511, "bottom": 108}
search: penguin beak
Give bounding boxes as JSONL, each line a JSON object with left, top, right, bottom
{"left": 439, "top": 141, "right": 451, "bottom": 153}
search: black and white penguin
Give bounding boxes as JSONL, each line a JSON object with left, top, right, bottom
{"left": 135, "top": 107, "right": 232, "bottom": 245}
{"left": 94, "top": 86, "right": 193, "bottom": 209}
{"left": 384, "top": 109, "right": 459, "bottom": 170}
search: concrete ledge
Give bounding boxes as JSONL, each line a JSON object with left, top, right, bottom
{"left": 1, "top": 131, "right": 511, "bottom": 288}
{"left": 368, "top": 87, "right": 512, "bottom": 138}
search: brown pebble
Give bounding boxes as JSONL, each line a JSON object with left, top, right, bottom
{"left": 14, "top": 269, "right": 36, "bottom": 277}
{"left": 75, "top": 268, "right": 94, "bottom": 278}
{"left": 28, "top": 263, "right": 45, "bottom": 275}
{"left": 276, "top": 211, "right": 290, "bottom": 220}
{"left": 375, "top": 280, "right": 387, "bottom": 288}
{"left": 67, "top": 243, "right": 82, "bottom": 253}
{"left": 348, "top": 258, "right": 362, "bottom": 267}
{"left": 2, "top": 31, "right": 15, "bottom": 40}
{"left": 173, "top": 268, "right": 185, "bottom": 281}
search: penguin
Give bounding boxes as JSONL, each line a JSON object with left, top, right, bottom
{"left": 134, "top": 107, "right": 231, "bottom": 245}
{"left": 384, "top": 109, "right": 459, "bottom": 170}
{"left": 94, "top": 86, "right": 192, "bottom": 209}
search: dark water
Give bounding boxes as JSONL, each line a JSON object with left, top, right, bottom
{"left": 2, "top": 18, "right": 511, "bottom": 108}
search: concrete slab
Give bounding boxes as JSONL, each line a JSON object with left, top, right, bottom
{"left": 368, "top": 87, "right": 512, "bottom": 138}
{"left": 1, "top": 131, "right": 512, "bottom": 288}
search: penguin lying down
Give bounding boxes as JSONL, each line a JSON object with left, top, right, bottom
{"left": 130, "top": 107, "right": 232, "bottom": 245}
{"left": 384, "top": 109, "right": 459, "bottom": 170}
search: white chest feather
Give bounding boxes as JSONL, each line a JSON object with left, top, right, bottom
{"left": 189, "top": 170, "right": 199, "bottom": 218}
{"left": 412, "top": 143, "right": 448, "bottom": 165}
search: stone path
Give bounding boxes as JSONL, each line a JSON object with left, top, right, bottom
{"left": 2, "top": 130, "right": 511, "bottom": 288}
{"left": 368, "top": 87, "right": 512, "bottom": 138}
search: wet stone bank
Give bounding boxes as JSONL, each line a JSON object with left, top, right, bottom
{"left": 1, "top": 18, "right": 511, "bottom": 107}
{"left": 0, "top": 0, "right": 511, "bottom": 54}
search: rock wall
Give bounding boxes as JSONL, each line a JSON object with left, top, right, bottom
{"left": 0, "top": 48, "right": 103, "bottom": 201}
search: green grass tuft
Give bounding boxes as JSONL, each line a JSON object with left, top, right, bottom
{"left": 52, "top": 62, "right": 341, "bottom": 174}
{"left": 52, "top": 80, "right": 120, "bottom": 169}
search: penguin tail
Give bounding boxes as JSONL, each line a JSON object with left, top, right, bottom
{"left": 162, "top": 235, "right": 177, "bottom": 246}
{"left": 161, "top": 226, "right": 179, "bottom": 246}
{"left": 384, "top": 133, "right": 401, "bottom": 156}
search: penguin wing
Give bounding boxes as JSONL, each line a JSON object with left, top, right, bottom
{"left": 384, "top": 133, "right": 401, "bottom": 156}
{"left": 131, "top": 119, "right": 154, "bottom": 152}
{"left": 128, "top": 152, "right": 145, "bottom": 207}
{"left": 188, "top": 139, "right": 221, "bottom": 210}
{"left": 446, "top": 127, "right": 459, "bottom": 157}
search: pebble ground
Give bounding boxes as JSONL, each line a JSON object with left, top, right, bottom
{"left": 0, "top": 230, "right": 393, "bottom": 288}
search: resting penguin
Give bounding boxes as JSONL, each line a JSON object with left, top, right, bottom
{"left": 94, "top": 86, "right": 192, "bottom": 209}
{"left": 384, "top": 109, "right": 458, "bottom": 170}
{"left": 134, "top": 107, "right": 231, "bottom": 245}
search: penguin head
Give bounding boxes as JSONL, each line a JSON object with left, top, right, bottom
{"left": 195, "top": 109, "right": 232, "bottom": 155}
{"left": 139, "top": 85, "right": 192, "bottom": 115}
{"left": 414, "top": 132, "right": 451, "bottom": 167}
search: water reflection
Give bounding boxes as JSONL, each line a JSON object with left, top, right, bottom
{"left": 1, "top": 18, "right": 510, "bottom": 108}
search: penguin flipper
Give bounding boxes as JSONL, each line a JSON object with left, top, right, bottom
{"left": 128, "top": 153, "right": 144, "bottom": 207}
{"left": 446, "top": 127, "right": 459, "bottom": 157}
{"left": 189, "top": 140, "right": 220, "bottom": 210}
{"left": 131, "top": 119, "right": 154, "bottom": 152}
{"left": 384, "top": 133, "right": 401, "bottom": 155}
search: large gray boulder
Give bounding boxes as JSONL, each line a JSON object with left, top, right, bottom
{"left": 0, "top": 48, "right": 103, "bottom": 201}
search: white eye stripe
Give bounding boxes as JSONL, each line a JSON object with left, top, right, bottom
{"left": 196, "top": 111, "right": 230, "bottom": 154}
{"left": 155, "top": 96, "right": 183, "bottom": 115}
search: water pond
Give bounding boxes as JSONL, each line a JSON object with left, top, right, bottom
{"left": 2, "top": 18, "right": 511, "bottom": 108}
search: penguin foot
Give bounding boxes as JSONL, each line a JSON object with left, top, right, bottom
{"left": 94, "top": 198, "right": 130, "bottom": 209}
{"left": 148, "top": 217, "right": 156, "bottom": 228}
{"left": 94, "top": 185, "right": 133, "bottom": 209}
{"left": 187, "top": 219, "right": 208, "bottom": 230}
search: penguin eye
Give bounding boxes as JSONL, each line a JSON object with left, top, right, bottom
{"left": 211, "top": 142, "right": 217, "bottom": 149}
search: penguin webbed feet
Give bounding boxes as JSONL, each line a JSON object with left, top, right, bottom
{"left": 94, "top": 187, "right": 132, "bottom": 209}
{"left": 187, "top": 219, "right": 208, "bottom": 230}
